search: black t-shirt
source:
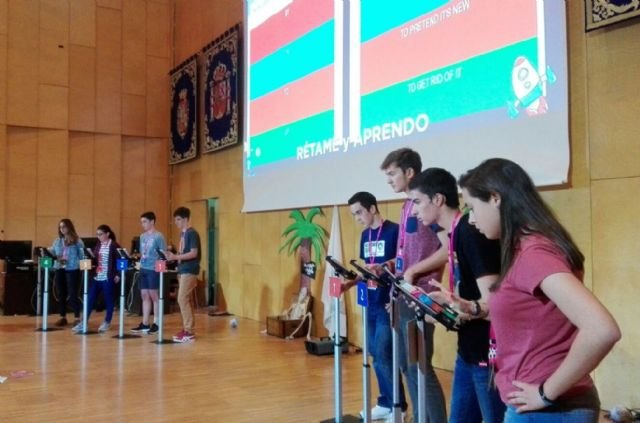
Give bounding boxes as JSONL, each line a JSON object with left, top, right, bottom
{"left": 453, "top": 214, "right": 500, "bottom": 364}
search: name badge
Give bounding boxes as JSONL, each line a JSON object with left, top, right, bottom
{"left": 367, "top": 279, "right": 377, "bottom": 290}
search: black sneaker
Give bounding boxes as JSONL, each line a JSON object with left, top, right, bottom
{"left": 149, "top": 323, "right": 159, "bottom": 334}
{"left": 130, "top": 323, "right": 151, "bottom": 333}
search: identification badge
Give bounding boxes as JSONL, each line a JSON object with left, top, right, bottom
{"left": 367, "top": 279, "right": 377, "bottom": 290}
{"left": 396, "top": 256, "right": 404, "bottom": 272}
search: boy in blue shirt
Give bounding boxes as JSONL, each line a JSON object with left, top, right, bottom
{"left": 342, "top": 192, "right": 407, "bottom": 421}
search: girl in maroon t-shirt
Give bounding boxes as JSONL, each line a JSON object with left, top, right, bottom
{"left": 458, "top": 158, "right": 620, "bottom": 422}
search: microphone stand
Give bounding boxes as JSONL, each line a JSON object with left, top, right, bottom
{"left": 113, "top": 249, "right": 139, "bottom": 340}
{"left": 321, "top": 257, "right": 359, "bottom": 423}
{"left": 76, "top": 257, "right": 98, "bottom": 335}
{"left": 152, "top": 250, "right": 176, "bottom": 344}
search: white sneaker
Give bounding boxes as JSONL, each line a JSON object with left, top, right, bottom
{"left": 98, "top": 322, "right": 111, "bottom": 332}
{"left": 360, "top": 405, "right": 392, "bottom": 420}
{"left": 384, "top": 411, "right": 406, "bottom": 423}
{"left": 71, "top": 323, "right": 83, "bottom": 332}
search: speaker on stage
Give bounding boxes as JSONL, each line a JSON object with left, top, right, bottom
{"left": 305, "top": 337, "right": 349, "bottom": 356}
{"left": 0, "top": 261, "right": 37, "bottom": 315}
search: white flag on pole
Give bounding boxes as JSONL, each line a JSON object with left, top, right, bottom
{"left": 321, "top": 205, "right": 347, "bottom": 337}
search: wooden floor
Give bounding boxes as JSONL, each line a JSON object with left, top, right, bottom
{"left": 0, "top": 310, "right": 611, "bottom": 422}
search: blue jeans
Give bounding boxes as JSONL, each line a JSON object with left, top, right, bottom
{"left": 367, "top": 302, "right": 407, "bottom": 411}
{"left": 504, "top": 406, "right": 599, "bottom": 423}
{"left": 449, "top": 355, "right": 505, "bottom": 423}
{"left": 397, "top": 300, "right": 447, "bottom": 423}
{"left": 86, "top": 278, "right": 115, "bottom": 323}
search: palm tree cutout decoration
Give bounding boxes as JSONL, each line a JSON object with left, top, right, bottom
{"left": 279, "top": 207, "right": 328, "bottom": 291}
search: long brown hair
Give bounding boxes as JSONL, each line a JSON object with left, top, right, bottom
{"left": 459, "top": 158, "right": 584, "bottom": 290}
{"left": 58, "top": 218, "right": 79, "bottom": 246}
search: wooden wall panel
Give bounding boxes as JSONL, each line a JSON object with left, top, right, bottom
{"left": 93, "top": 134, "right": 122, "bottom": 235}
{"left": 69, "top": 0, "right": 95, "bottom": 48}
{"left": 36, "top": 129, "right": 68, "bottom": 217}
{"left": 6, "top": 127, "right": 37, "bottom": 241}
{"left": 40, "top": 0, "right": 68, "bottom": 31}
{"left": 68, "top": 173, "right": 94, "bottom": 237}
{"left": 69, "top": 132, "right": 95, "bottom": 175}
{"left": 587, "top": 24, "right": 640, "bottom": 180}
{"left": 173, "top": 0, "right": 242, "bottom": 64}
{"left": 7, "top": 1, "right": 38, "bottom": 127}
{"left": 144, "top": 176, "right": 169, "bottom": 236}
{"left": 144, "top": 137, "right": 168, "bottom": 179}
{"left": 39, "top": 28, "right": 69, "bottom": 87}
{"left": 0, "top": 34, "right": 6, "bottom": 124}
{"left": 0, "top": 125, "right": 5, "bottom": 232}
{"left": 0, "top": 0, "right": 7, "bottom": 35}
{"left": 96, "top": 7, "right": 122, "bottom": 134}
{"left": 565, "top": 0, "right": 589, "bottom": 188}
{"left": 145, "top": 56, "right": 169, "bottom": 137}
{"left": 121, "top": 137, "right": 145, "bottom": 247}
{"left": 68, "top": 132, "right": 95, "bottom": 239}
{"left": 39, "top": 0, "right": 69, "bottom": 87}
{"left": 0, "top": 124, "right": 5, "bottom": 169}
{"left": 97, "top": 0, "right": 122, "bottom": 10}
{"left": 146, "top": 1, "right": 170, "bottom": 59}
{"left": 69, "top": 45, "right": 96, "bottom": 132}
{"left": 591, "top": 178, "right": 640, "bottom": 407}
{"left": 39, "top": 85, "right": 68, "bottom": 129}
{"left": 122, "top": 93, "right": 146, "bottom": 136}
{"left": 122, "top": 0, "right": 146, "bottom": 96}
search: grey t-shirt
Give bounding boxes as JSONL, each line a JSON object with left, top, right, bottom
{"left": 178, "top": 228, "right": 201, "bottom": 275}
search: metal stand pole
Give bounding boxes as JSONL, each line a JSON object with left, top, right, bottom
{"left": 415, "top": 316, "right": 427, "bottom": 423}
{"left": 320, "top": 273, "right": 359, "bottom": 423}
{"left": 36, "top": 261, "right": 42, "bottom": 316}
{"left": 359, "top": 282, "right": 371, "bottom": 423}
{"left": 35, "top": 255, "right": 61, "bottom": 332}
{"left": 114, "top": 259, "right": 139, "bottom": 340}
{"left": 390, "top": 287, "right": 403, "bottom": 423}
{"left": 77, "top": 260, "right": 97, "bottom": 335}
{"left": 152, "top": 261, "right": 175, "bottom": 344}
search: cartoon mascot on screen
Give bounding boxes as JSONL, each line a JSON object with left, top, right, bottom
{"left": 507, "top": 56, "right": 557, "bottom": 118}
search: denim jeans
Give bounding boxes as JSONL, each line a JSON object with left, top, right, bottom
{"left": 397, "top": 300, "right": 447, "bottom": 423}
{"left": 504, "top": 405, "right": 599, "bottom": 423}
{"left": 367, "top": 302, "right": 407, "bottom": 411}
{"left": 449, "top": 354, "right": 505, "bottom": 423}
{"left": 86, "top": 278, "right": 115, "bottom": 323}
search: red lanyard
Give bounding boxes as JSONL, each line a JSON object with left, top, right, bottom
{"left": 368, "top": 220, "right": 385, "bottom": 264}
{"left": 397, "top": 200, "right": 412, "bottom": 254}
{"left": 448, "top": 211, "right": 462, "bottom": 292}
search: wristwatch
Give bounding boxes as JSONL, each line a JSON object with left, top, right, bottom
{"left": 539, "top": 382, "right": 556, "bottom": 407}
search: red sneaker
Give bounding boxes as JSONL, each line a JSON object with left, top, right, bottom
{"left": 173, "top": 330, "right": 194, "bottom": 343}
